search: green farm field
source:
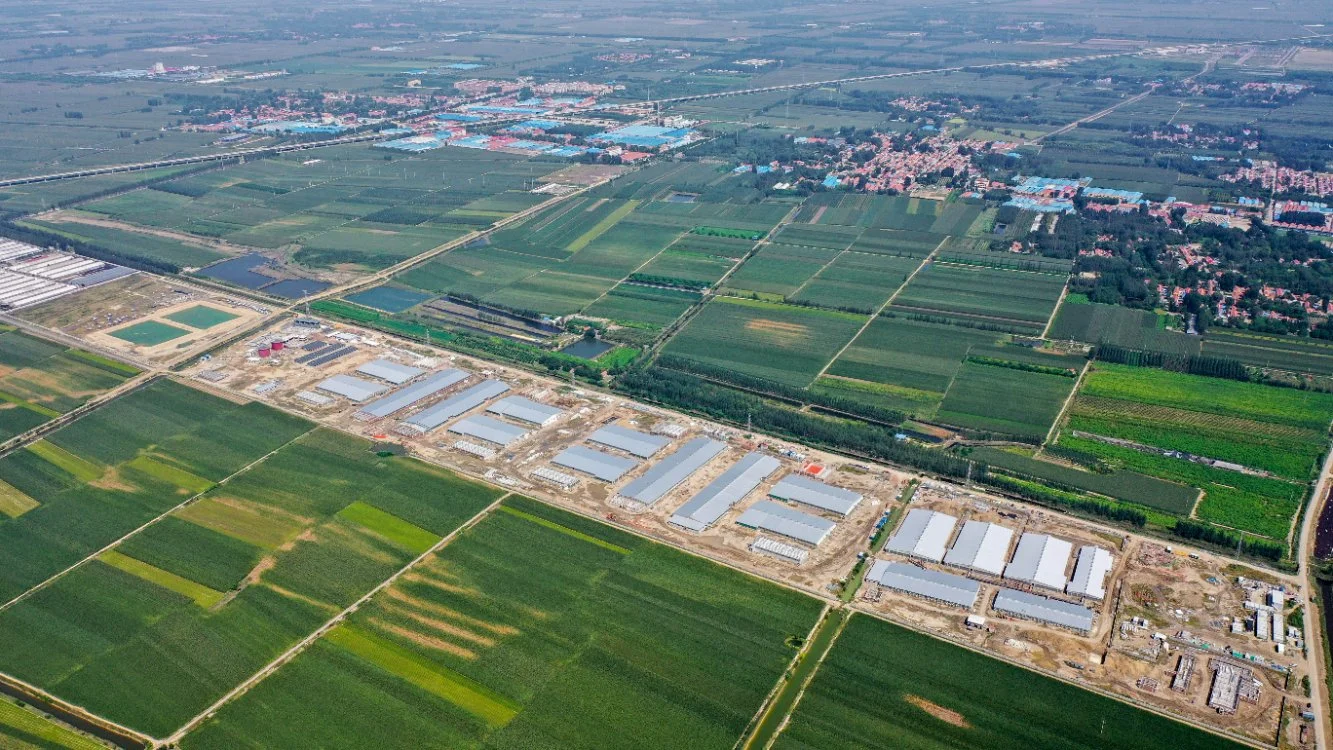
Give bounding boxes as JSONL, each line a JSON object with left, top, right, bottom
{"left": 0, "top": 328, "right": 139, "bottom": 443}
{"left": 890, "top": 262, "right": 1066, "bottom": 334}
{"left": 662, "top": 297, "right": 866, "bottom": 387}
{"left": 182, "top": 496, "right": 823, "bottom": 750}
{"left": 774, "top": 613, "right": 1246, "bottom": 750}
{"left": 0, "top": 422, "right": 501, "bottom": 738}
{"left": 935, "top": 360, "right": 1077, "bottom": 441}
{"left": 0, "top": 698, "right": 106, "bottom": 750}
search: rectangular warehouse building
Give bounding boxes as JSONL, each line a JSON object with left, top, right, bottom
{"left": 1066, "top": 546, "right": 1114, "bottom": 601}
{"left": 992, "top": 588, "right": 1094, "bottom": 634}
{"left": 867, "top": 560, "right": 980, "bottom": 609}
{"left": 618, "top": 437, "right": 724, "bottom": 506}
{"left": 587, "top": 424, "right": 671, "bottom": 458}
{"left": 943, "top": 520, "right": 1014, "bottom": 576}
{"left": 551, "top": 445, "right": 638, "bottom": 482}
{"left": 486, "top": 396, "right": 562, "bottom": 426}
{"left": 670, "top": 452, "right": 781, "bottom": 532}
{"left": 884, "top": 509, "right": 958, "bottom": 562}
{"left": 354, "top": 368, "right": 470, "bottom": 421}
{"left": 1004, "top": 533, "right": 1073, "bottom": 591}
{"left": 399, "top": 379, "right": 510, "bottom": 433}
{"left": 446, "top": 415, "right": 529, "bottom": 447}
{"left": 735, "top": 500, "right": 835, "bottom": 546}
{"left": 767, "top": 474, "right": 861, "bottom": 517}
{"left": 356, "top": 358, "right": 425, "bottom": 384}
{"left": 315, "top": 374, "right": 389, "bottom": 403}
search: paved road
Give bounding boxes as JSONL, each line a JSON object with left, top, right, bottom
{"left": 1297, "top": 447, "right": 1333, "bottom": 750}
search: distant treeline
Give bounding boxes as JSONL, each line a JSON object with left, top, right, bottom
{"left": 1093, "top": 343, "right": 1249, "bottom": 381}
{"left": 0, "top": 220, "right": 180, "bottom": 275}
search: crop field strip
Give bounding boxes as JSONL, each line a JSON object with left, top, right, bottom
{"left": 0, "top": 385, "right": 505, "bottom": 741}
{"left": 0, "top": 327, "right": 139, "bottom": 444}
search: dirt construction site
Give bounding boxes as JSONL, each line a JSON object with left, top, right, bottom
{"left": 181, "top": 314, "right": 1317, "bottom": 749}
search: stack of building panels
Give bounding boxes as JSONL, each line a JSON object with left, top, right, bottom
{"left": 453, "top": 441, "right": 496, "bottom": 460}
{"left": 295, "top": 390, "right": 333, "bottom": 406}
{"left": 767, "top": 474, "right": 862, "bottom": 517}
{"left": 943, "top": 521, "right": 1015, "bottom": 576}
{"left": 735, "top": 500, "right": 835, "bottom": 546}
{"left": 354, "top": 369, "right": 470, "bottom": 421}
{"left": 751, "top": 537, "right": 808, "bottom": 564}
{"left": 356, "top": 358, "right": 425, "bottom": 384}
{"left": 992, "top": 588, "right": 1094, "bottom": 634}
{"left": 586, "top": 424, "right": 670, "bottom": 458}
{"left": 1066, "top": 546, "right": 1114, "bottom": 600}
{"left": 486, "top": 396, "right": 562, "bottom": 426}
{"left": 669, "top": 452, "right": 781, "bottom": 532}
{"left": 617, "top": 437, "right": 724, "bottom": 506}
{"left": 551, "top": 445, "right": 638, "bottom": 482}
{"left": 447, "top": 415, "right": 528, "bottom": 447}
{"left": 399, "top": 379, "right": 510, "bottom": 433}
{"left": 867, "top": 560, "right": 980, "bottom": 609}
{"left": 1004, "top": 534, "right": 1073, "bottom": 591}
{"left": 884, "top": 509, "right": 958, "bottom": 562}
{"left": 532, "top": 466, "right": 578, "bottom": 488}
{"left": 314, "top": 374, "right": 389, "bottom": 403}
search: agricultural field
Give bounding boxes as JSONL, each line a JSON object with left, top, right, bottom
{"left": 1200, "top": 329, "right": 1333, "bottom": 377}
{"left": 0, "top": 327, "right": 139, "bottom": 443}
{"left": 582, "top": 284, "right": 701, "bottom": 333}
{"left": 788, "top": 252, "right": 921, "bottom": 314}
{"left": 889, "top": 262, "right": 1067, "bottom": 335}
{"left": 0, "top": 378, "right": 312, "bottom": 604}
{"left": 0, "top": 422, "right": 502, "bottom": 738}
{"left": 1048, "top": 299, "right": 1198, "bottom": 356}
{"left": 794, "top": 194, "right": 982, "bottom": 236}
{"left": 661, "top": 297, "right": 867, "bottom": 387}
{"left": 1056, "top": 364, "right": 1333, "bottom": 539}
{"left": 774, "top": 614, "right": 1246, "bottom": 750}
{"left": 181, "top": 496, "right": 823, "bottom": 749}
{"left": 934, "top": 358, "right": 1079, "bottom": 441}
{"left": 723, "top": 243, "right": 842, "bottom": 298}
{"left": 0, "top": 699, "right": 106, "bottom": 750}
{"left": 967, "top": 446, "right": 1199, "bottom": 515}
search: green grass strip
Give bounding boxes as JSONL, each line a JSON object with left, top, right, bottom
{"left": 61, "top": 348, "right": 140, "bottom": 376}
{"left": 0, "top": 698, "right": 107, "bottom": 750}
{"left": 336, "top": 501, "right": 440, "bottom": 554}
{"left": 0, "top": 479, "right": 38, "bottom": 519}
{"left": 495, "top": 505, "right": 631, "bottom": 554}
{"left": 0, "top": 390, "right": 61, "bottom": 418}
{"left": 743, "top": 609, "right": 848, "bottom": 749}
{"left": 25, "top": 440, "right": 102, "bottom": 482}
{"left": 565, "top": 199, "right": 639, "bottom": 253}
{"left": 125, "top": 455, "right": 216, "bottom": 494}
{"left": 99, "top": 550, "right": 227, "bottom": 608}
{"left": 326, "top": 626, "right": 520, "bottom": 728}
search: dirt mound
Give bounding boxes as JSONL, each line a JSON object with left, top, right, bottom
{"left": 905, "top": 695, "right": 971, "bottom": 728}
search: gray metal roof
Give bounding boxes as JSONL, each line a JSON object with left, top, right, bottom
{"left": 992, "top": 588, "right": 1094, "bottom": 633}
{"left": 884, "top": 509, "right": 957, "bottom": 562}
{"left": 551, "top": 444, "right": 639, "bottom": 482}
{"left": 314, "top": 374, "right": 389, "bottom": 403}
{"left": 486, "top": 396, "right": 563, "bottom": 426}
{"left": 618, "top": 437, "right": 724, "bottom": 506}
{"left": 401, "top": 379, "right": 510, "bottom": 432}
{"left": 867, "top": 560, "right": 980, "bottom": 609}
{"left": 1066, "top": 546, "right": 1113, "bottom": 600}
{"left": 355, "top": 369, "right": 469, "bottom": 420}
{"left": 586, "top": 424, "right": 670, "bottom": 458}
{"left": 735, "top": 500, "right": 835, "bottom": 546}
{"left": 356, "top": 358, "right": 425, "bottom": 384}
{"left": 943, "top": 520, "right": 1014, "bottom": 576}
{"left": 768, "top": 474, "right": 862, "bottom": 517}
{"left": 1003, "top": 533, "right": 1072, "bottom": 591}
{"left": 670, "top": 452, "right": 781, "bottom": 532}
{"left": 446, "top": 415, "right": 529, "bottom": 447}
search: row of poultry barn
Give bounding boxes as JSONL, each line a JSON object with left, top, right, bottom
{"left": 870, "top": 508, "right": 1115, "bottom": 634}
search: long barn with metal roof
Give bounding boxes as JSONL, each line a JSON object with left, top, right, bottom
{"left": 943, "top": 520, "right": 1014, "bottom": 576}
{"left": 356, "top": 358, "right": 425, "bottom": 385}
{"left": 993, "top": 588, "right": 1094, "bottom": 634}
{"left": 354, "top": 368, "right": 470, "bottom": 421}
{"left": 586, "top": 424, "right": 670, "bottom": 458}
{"left": 867, "top": 560, "right": 980, "bottom": 609}
{"left": 446, "top": 415, "right": 529, "bottom": 447}
{"left": 669, "top": 452, "right": 781, "bottom": 532}
{"left": 551, "top": 445, "right": 638, "bottom": 483}
{"left": 399, "top": 379, "right": 510, "bottom": 434}
{"left": 486, "top": 396, "right": 562, "bottom": 426}
{"left": 735, "top": 500, "right": 835, "bottom": 546}
{"left": 1066, "top": 546, "right": 1114, "bottom": 601}
{"left": 884, "top": 509, "right": 957, "bottom": 562}
{"left": 314, "top": 374, "right": 389, "bottom": 403}
{"left": 767, "top": 474, "right": 861, "bottom": 517}
{"left": 618, "top": 437, "right": 724, "bottom": 506}
{"left": 1004, "top": 533, "right": 1073, "bottom": 591}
